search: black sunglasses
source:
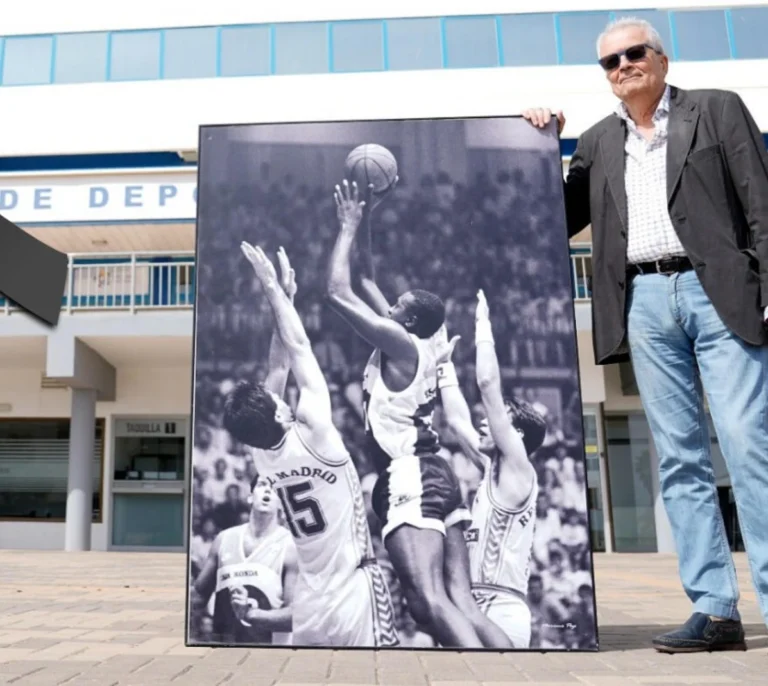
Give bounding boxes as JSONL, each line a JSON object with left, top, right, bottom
{"left": 598, "top": 43, "right": 660, "bottom": 72}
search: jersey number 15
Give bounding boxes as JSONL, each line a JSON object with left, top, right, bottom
{"left": 276, "top": 481, "right": 327, "bottom": 539}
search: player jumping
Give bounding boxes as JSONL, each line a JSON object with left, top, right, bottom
{"left": 190, "top": 472, "right": 298, "bottom": 645}
{"left": 326, "top": 179, "right": 512, "bottom": 649}
{"left": 437, "top": 289, "right": 547, "bottom": 648}
{"left": 222, "top": 244, "right": 398, "bottom": 648}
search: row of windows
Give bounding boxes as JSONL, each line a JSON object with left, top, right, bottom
{"left": 1, "top": 8, "right": 767, "bottom": 87}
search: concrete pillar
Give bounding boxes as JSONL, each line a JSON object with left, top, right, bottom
{"left": 65, "top": 388, "right": 97, "bottom": 552}
{"left": 648, "top": 439, "right": 676, "bottom": 553}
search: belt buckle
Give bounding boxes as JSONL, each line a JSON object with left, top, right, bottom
{"left": 656, "top": 258, "right": 675, "bottom": 275}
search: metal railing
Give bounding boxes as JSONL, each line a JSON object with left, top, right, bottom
{"left": 0, "top": 248, "right": 593, "bottom": 315}
{"left": 570, "top": 243, "right": 593, "bottom": 302}
{"left": 0, "top": 251, "right": 196, "bottom": 315}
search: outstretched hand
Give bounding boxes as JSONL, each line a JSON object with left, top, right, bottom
{"left": 334, "top": 179, "right": 365, "bottom": 230}
{"left": 276, "top": 246, "right": 297, "bottom": 301}
{"left": 436, "top": 334, "right": 461, "bottom": 366}
{"left": 240, "top": 241, "right": 278, "bottom": 287}
{"left": 476, "top": 289, "right": 490, "bottom": 320}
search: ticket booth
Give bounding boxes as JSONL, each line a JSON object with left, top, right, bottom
{"left": 110, "top": 417, "right": 188, "bottom": 551}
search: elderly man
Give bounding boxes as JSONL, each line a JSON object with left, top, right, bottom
{"left": 524, "top": 17, "right": 768, "bottom": 653}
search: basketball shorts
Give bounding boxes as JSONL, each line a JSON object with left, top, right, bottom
{"left": 372, "top": 455, "right": 472, "bottom": 541}
{"left": 472, "top": 584, "right": 532, "bottom": 649}
{"left": 291, "top": 562, "right": 399, "bottom": 648}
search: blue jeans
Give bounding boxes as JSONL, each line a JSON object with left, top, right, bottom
{"left": 627, "top": 270, "right": 768, "bottom": 624}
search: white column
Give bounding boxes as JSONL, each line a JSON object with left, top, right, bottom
{"left": 64, "top": 388, "right": 97, "bottom": 552}
{"left": 649, "top": 439, "right": 676, "bottom": 553}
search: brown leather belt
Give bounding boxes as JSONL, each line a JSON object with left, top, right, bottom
{"left": 627, "top": 255, "right": 693, "bottom": 276}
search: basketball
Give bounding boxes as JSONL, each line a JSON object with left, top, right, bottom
{"left": 344, "top": 144, "right": 398, "bottom": 196}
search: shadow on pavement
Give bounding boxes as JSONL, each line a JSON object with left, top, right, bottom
{"left": 598, "top": 623, "right": 768, "bottom": 652}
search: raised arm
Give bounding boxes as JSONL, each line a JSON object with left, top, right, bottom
{"left": 241, "top": 243, "right": 331, "bottom": 429}
{"left": 326, "top": 179, "right": 416, "bottom": 364}
{"left": 474, "top": 290, "right": 536, "bottom": 493}
{"left": 358, "top": 184, "right": 392, "bottom": 316}
{"left": 263, "top": 248, "right": 297, "bottom": 398}
{"left": 434, "top": 333, "right": 487, "bottom": 473}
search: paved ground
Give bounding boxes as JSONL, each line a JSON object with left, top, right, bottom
{"left": 0, "top": 551, "right": 765, "bottom": 685}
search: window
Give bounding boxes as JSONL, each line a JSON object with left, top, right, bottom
{"left": 730, "top": 7, "right": 768, "bottom": 60}
{"left": 558, "top": 12, "right": 611, "bottom": 65}
{"left": 109, "top": 31, "right": 161, "bottom": 81}
{"left": 53, "top": 32, "right": 108, "bottom": 84}
{"left": 443, "top": 16, "right": 499, "bottom": 69}
{"left": 385, "top": 17, "right": 443, "bottom": 71}
{"left": 112, "top": 493, "right": 184, "bottom": 547}
{"left": 2, "top": 36, "right": 53, "bottom": 85}
{"left": 499, "top": 14, "right": 557, "bottom": 66}
{"left": 0, "top": 419, "right": 104, "bottom": 521}
{"left": 672, "top": 10, "right": 731, "bottom": 61}
{"left": 613, "top": 10, "right": 672, "bottom": 57}
{"left": 220, "top": 25, "right": 271, "bottom": 77}
{"left": 274, "top": 22, "right": 329, "bottom": 75}
{"left": 163, "top": 27, "right": 217, "bottom": 79}
{"left": 604, "top": 414, "right": 657, "bottom": 552}
{"left": 331, "top": 21, "right": 384, "bottom": 72}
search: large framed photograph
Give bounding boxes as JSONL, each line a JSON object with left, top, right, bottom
{"left": 185, "top": 116, "right": 598, "bottom": 652}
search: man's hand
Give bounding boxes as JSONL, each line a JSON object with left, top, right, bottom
{"left": 229, "top": 586, "right": 251, "bottom": 623}
{"left": 277, "top": 246, "right": 297, "bottom": 302}
{"left": 334, "top": 179, "right": 365, "bottom": 230}
{"left": 476, "top": 289, "right": 490, "bottom": 321}
{"left": 522, "top": 108, "right": 566, "bottom": 135}
{"left": 436, "top": 331, "right": 461, "bottom": 366}
{"left": 241, "top": 242, "right": 278, "bottom": 288}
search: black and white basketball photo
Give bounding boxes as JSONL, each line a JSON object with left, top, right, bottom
{"left": 185, "top": 116, "right": 599, "bottom": 652}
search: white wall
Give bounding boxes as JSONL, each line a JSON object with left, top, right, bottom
{"left": 1, "top": 59, "right": 765, "bottom": 158}
{"left": 0, "top": 365, "right": 191, "bottom": 551}
{"left": 5, "top": 0, "right": 767, "bottom": 34}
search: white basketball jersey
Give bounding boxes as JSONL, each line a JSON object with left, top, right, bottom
{"left": 212, "top": 523, "right": 293, "bottom": 644}
{"left": 253, "top": 424, "right": 374, "bottom": 593}
{"left": 362, "top": 332, "right": 441, "bottom": 472}
{"left": 466, "top": 468, "right": 539, "bottom": 596}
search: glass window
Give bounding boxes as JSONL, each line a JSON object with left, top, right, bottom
{"left": 220, "top": 25, "right": 271, "bottom": 77}
{"left": 53, "top": 32, "right": 108, "bottom": 84}
{"left": 113, "top": 418, "right": 186, "bottom": 481}
{"left": 274, "top": 22, "right": 329, "bottom": 75}
{"left": 673, "top": 10, "right": 730, "bottom": 61}
{"left": 444, "top": 16, "right": 499, "bottom": 69}
{"left": 612, "top": 10, "right": 672, "bottom": 57}
{"left": 0, "top": 419, "right": 103, "bottom": 521}
{"left": 163, "top": 27, "right": 217, "bottom": 79}
{"left": 582, "top": 413, "right": 605, "bottom": 552}
{"left": 499, "top": 14, "right": 557, "bottom": 66}
{"left": 332, "top": 21, "right": 384, "bottom": 72}
{"left": 385, "top": 18, "right": 442, "bottom": 71}
{"left": 558, "top": 12, "right": 611, "bottom": 65}
{"left": 2, "top": 36, "right": 53, "bottom": 86}
{"left": 109, "top": 31, "right": 161, "bottom": 81}
{"left": 730, "top": 7, "right": 768, "bottom": 60}
{"left": 112, "top": 493, "right": 184, "bottom": 547}
{"left": 604, "top": 414, "right": 657, "bottom": 552}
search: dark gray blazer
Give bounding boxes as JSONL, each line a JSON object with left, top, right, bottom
{"left": 565, "top": 85, "right": 768, "bottom": 365}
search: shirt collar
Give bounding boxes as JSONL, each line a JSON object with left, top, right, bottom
{"left": 615, "top": 84, "right": 671, "bottom": 123}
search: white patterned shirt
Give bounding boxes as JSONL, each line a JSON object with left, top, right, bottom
{"left": 617, "top": 85, "right": 686, "bottom": 264}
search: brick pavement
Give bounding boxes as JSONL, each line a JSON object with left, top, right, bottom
{"left": 0, "top": 550, "right": 765, "bottom": 685}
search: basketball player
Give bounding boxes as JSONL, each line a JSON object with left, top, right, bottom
{"left": 326, "top": 179, "right": 512, "bottom": 649}
{"left": 222, "top": 243, "right": 399, "bottom": 648}
{"left": 436, "top": 289, "right": 547, "bottom": 648}
{"left": 190, "top": 472, "right": 298, "bottom": 645}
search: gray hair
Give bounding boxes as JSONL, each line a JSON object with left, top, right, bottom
{"left": 596, "top": 17, "right": 666, "bottom": 57}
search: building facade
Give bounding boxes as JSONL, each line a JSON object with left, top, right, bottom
{"left": 0, "top": 0, "right": 762, "bottom": 553}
